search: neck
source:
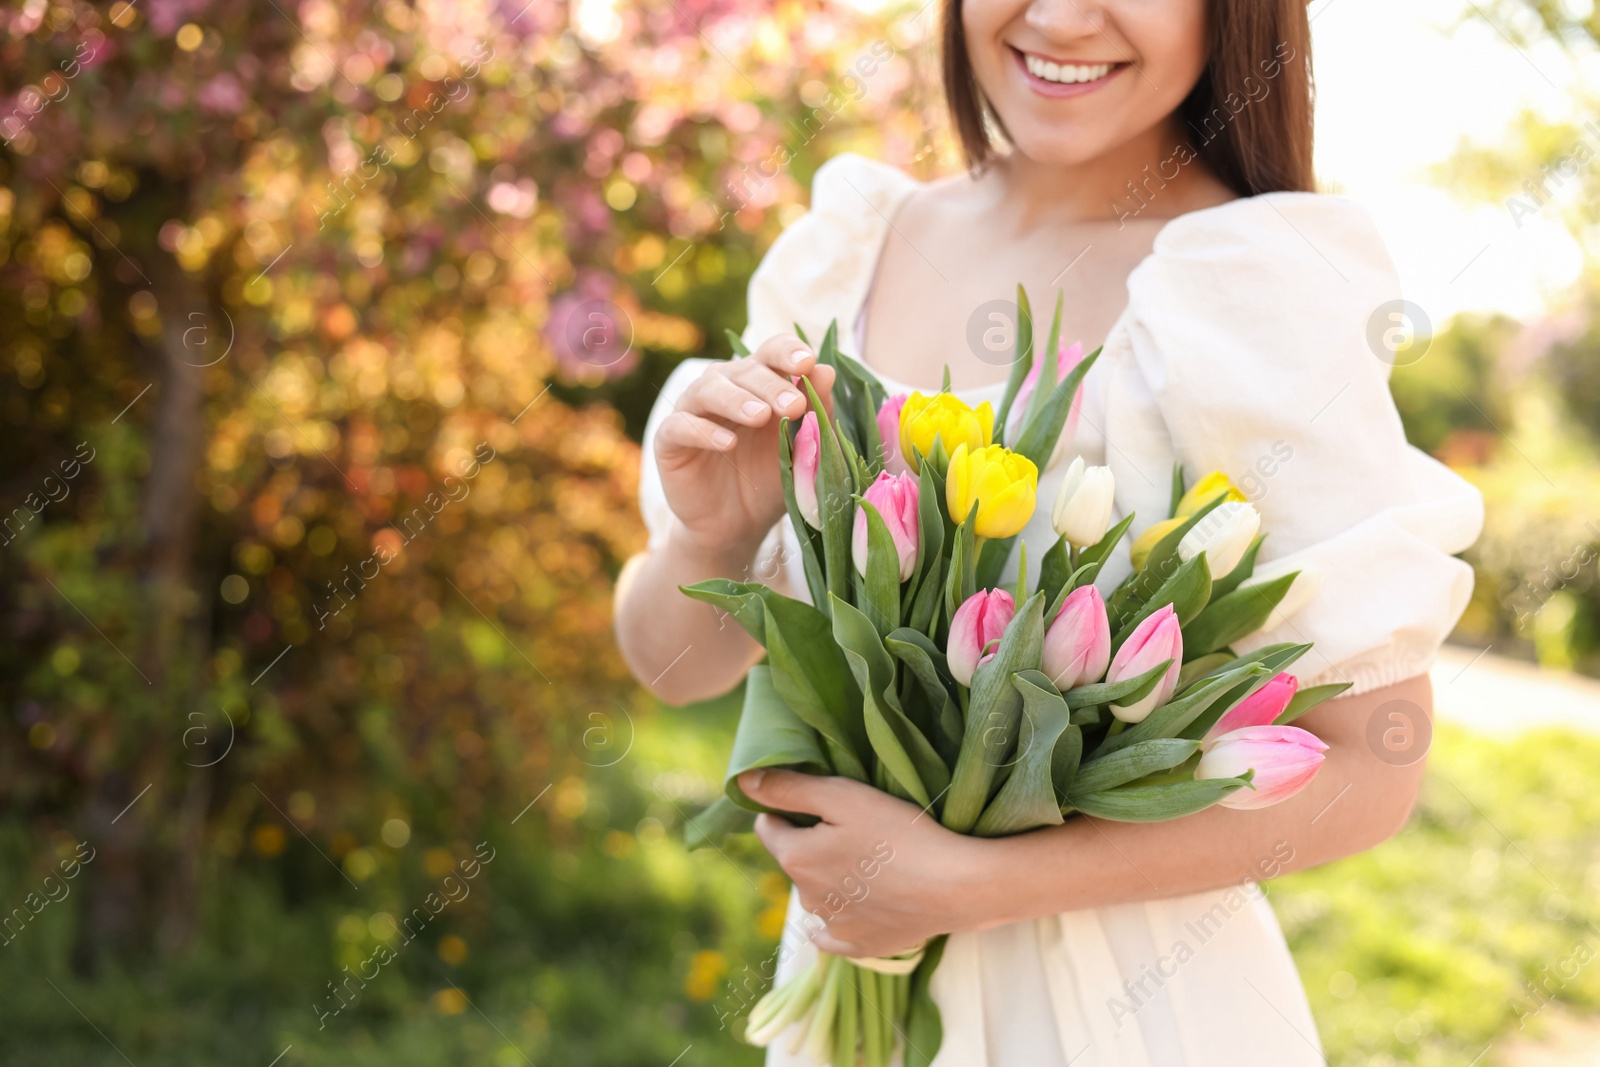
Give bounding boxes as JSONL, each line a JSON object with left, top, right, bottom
{"left": 982, "top": 118, "right": 1227, "bottom": 229}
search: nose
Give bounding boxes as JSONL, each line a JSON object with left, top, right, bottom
{"left": 1024, "top": 0, "right": 1108, "bottom": 40}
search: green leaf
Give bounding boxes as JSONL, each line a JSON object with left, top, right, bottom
{"left": 1168, "top": 462, "right": 1185, "bottom": 518}
{"left": 906, "top": 453, "right": 947, "bottom": 607}
{"left": 903, "top": 936, "right": 947, "bottom": 1067}
{"left": 1277, "top": 681, "right": 1353, "bottom": 725}
{"left": 1011, "top": 344, "right": 1103, "bottom": 473}
{"left": 1106, "top": 494, "right": 1226, "bottom": 631}
{"left": 1037, "top": 536, "right": 1071, "bottom": 606}
{"left": 801, "top": 375, "right": 856, "bottom": 609}
{"left": 972, "top": 672, "right": 1073, "bottom": 836}
{"left": 1070, "top": 738, "right": 1200, "bottom": 797}
{"left": 725, "top": 329, "right": 753, "bottom": 357}
{"left": 1093, "top": 661, "right": 1269, "bottom": 758}
{"left": 832, "top": 596, "right": 948, "bottom": 807}
{"left": 1062, "top": 658, "right": 1171, "bottom": 709}
{"left": 1208, "top": 533, "right": 1265, "bottom": 599}
{"left": 1177, "top": 651, "right": 1236, "bottom": 691}
{"left": 1112, "top": 552, "right": 1211, "bottom": 646}
{"left": 678, "top": 578, "right": 768, "bottom": 644}
{"left": 1077, "top": 511, "right": 1136, "bottom": 574}
{"left": 1018, "top": 290, "right": 1063, "bottom": 440}
{"left": 886, "top": 629, "right": 963, "bottom": 763}
{"left": 718, "top": 665, "right": 831, "bottom": 816}
{"left": 777, "top": 417, "right": 829, "bottom": 610}
{"left": 856, "top": 497, "right": 902, "bottom": 638}
{"left": 942, "top": 592, "right": 1046, "bottom": 833}
{"left": 1182, "top": 571, "right": 1300, "bottom": 660}
{"left": 1067, "top": 774, "right": 1251, "bottom": 821}
{"left": 1051, "top": 718, "right": 1083, "bottom": 804}
{"left": 994, "top": 285, "right": 1033, "bottom": 442}
{"left": 762, "top": 594, "right": 870, "bottom": 779}
{"left": 684, "top": 795, "right": 756, "bottom": 850}
{"left": 974, "top": 532, "right": 1014, "bottom": 590}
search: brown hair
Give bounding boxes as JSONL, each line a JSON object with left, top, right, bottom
{"left": 941, "top": 0, "right": 1315, "bottom": 195}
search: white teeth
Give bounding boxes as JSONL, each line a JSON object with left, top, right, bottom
{"left": 1023, "top": 54, "right": 1114, "bottom": 85}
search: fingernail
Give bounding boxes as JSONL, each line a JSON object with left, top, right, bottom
{"left": 743, "top": 769, "right": 766, "bottom": 791}
{"left": 777, "top": 390, "right": 802, "bottom": 410}
{"left": 741, "top": 400, "right": 767, "bottom": 419}
{"left": 713, "top": 428, "right": 736, "bottom": 448}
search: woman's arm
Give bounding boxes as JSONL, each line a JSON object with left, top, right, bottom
{"left": 742, "top": 672, "right": 1433, "bottom": 958}
{"left": 615, "top": 336, "right": 832, "bottom": 706}
{"left": 615, "top": 522, "right": 786, "bottom": 706}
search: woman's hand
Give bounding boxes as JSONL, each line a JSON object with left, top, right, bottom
{"left": 655, "top": 336, "right": 835, "bottom": 559}
{"left": 740, "top": 769, "right": 998, "bottom": 959}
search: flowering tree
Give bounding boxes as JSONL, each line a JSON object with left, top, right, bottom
{"left": 0, "top": 0, "right": 941, "bottom": 1002}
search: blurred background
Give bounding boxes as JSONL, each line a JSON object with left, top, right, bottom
{"left": 1, "top": 0, "right": 1598, "bottom": 1063}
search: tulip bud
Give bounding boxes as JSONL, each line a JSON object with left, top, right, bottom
{"left": 1041, "top": 584, "right": 1111, "bottom": 690}
{"left": 948, "top": 589, "right": 1015, "bottom": 687}
{"left": 1129, "top": 516, "right": 1184, "bottom": 571}
{"left": 1003, "top": 340, "right": 1086, "bottom": 464}
{"left": 899, "top": 392, "right": 994, "bottom": 474}
{"left": 946, "top": 442, "right": 1038, "bottom": 539}
{"left": 1105, "top": 603, "right": 1182, "bottom": 722}
{"left": 877, "top": 393, "right": 911, "bottom": 476}
{"left": 1175, "top": 470, "right": 1246, "bottom": 518}
{"left": 793, "top": 412, "right": 821, "bottom": 530}
{"left": 1203, "top": 672, "right": 1298, "bottom": 746}
{"left": 1195, "top": 725, "right": 1328, "bottom": 809}
{"left": 1178, "top": 500, "right": 1260, "bottom": 578}
{"left": 853, "top": 470, "right": 920, "bottom": 581}
{"left": 1051, "top": 456, "right": 1115, "bottom": 548}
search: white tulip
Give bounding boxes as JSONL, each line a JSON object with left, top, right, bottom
{"left": 1051, "top": 456, "right": 1115, "bottom": 548}
{"left": 1177, "top": 500, "right": 1260, "bottom": 578}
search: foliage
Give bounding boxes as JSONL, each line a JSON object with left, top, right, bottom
{"left": 0, "top": 0, "right": 942, "bottom": 1006}
{"left": 1279, "top": 725, "right": 1600, "bottom": 1067}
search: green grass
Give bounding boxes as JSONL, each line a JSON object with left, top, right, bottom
{"left": 1276, "top": 724, "right": 1600, "bottom": 1066}
{"left": 1, "top": 715, "right": 1595, "bottom": 1065}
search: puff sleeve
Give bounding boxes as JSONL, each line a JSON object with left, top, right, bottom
{"left": 1098, "top": 193, "right": 1484, "bottom": 696}
{"left": 636, "top": 154, "right": 915, "bottom": 579}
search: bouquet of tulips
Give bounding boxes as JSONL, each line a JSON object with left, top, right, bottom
{"left": 682, "top": 289, "right": 1347, "bottom": 1067}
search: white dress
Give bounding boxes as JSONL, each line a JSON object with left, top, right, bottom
{"left": 636, "top": 154, "right": 1485, "bottom": 1066}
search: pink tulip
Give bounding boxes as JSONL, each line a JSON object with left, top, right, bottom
{"left": 1195, "top": 725, "right": 1328, "bottom": 810}
{"left": 877, "top": 393, "right": 910, "bottom": 476}
{"left": 852, "top": 470, "right": 920, "bottom": 581}
{"left": 1105, "top": 603, "right": 1183, "bottom": 723}
{"left": 948, "top": 589, "right": 1015, "bottom": 687}
{"left": 1041, "top": 585, "right": 1111, "bottom": 690}
{"left": 1203, "top": 672, "right": 1299, "bottom": 746}
{"left": 794, "top": 412, "right": 821, "bottom": 529}
{"left": 1003, "top": 340, "right": 1086, "bottom": 460}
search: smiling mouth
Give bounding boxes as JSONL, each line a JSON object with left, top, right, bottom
{"left": 1014, "top": 48, "right": 1124, "bottom": 86}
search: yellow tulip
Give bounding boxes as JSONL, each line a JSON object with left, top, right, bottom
{"left": 1129, "top": 516, "right": 1185, "bottom": 571}
{"left": 1175, "top": 470, "right": 1247, "bottom": 518}
{"left": 946, "top": 443, "right": 1038, "bottom": 539}
{"left": 899, "top": 392, "right": 994, "bottom": 473}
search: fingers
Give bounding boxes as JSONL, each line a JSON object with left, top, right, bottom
{"left": 752, "top": 334, "right": 815, "bottom": 376}
{"left": 724, "top": 360, "right": 807, "bottom": 422}
{"left": 739, "top": 768, "right": 855, "bottom": 821}
{"left": 654, "top": 409, "right": 736, "bottom": 456}
{"left": 752, "top": 334, "right": 837, "bottom": 420}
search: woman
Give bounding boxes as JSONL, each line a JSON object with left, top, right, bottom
{"left": 615, "top": 0, "right": 1483, "bottom": 1063}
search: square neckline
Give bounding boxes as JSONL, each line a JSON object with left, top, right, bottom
{"left": 843, "top": 155, "right": 1261, "bottom": 399}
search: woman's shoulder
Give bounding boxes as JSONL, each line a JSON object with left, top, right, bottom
{"left": 741, "top": 153, "right": 923, "bottom": 347}
{"left": 1148, "top": 191, "right": 1393, "bottom": 282}
{"left": 1127, "top": 191, "right": 1402, "bottom": 355}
